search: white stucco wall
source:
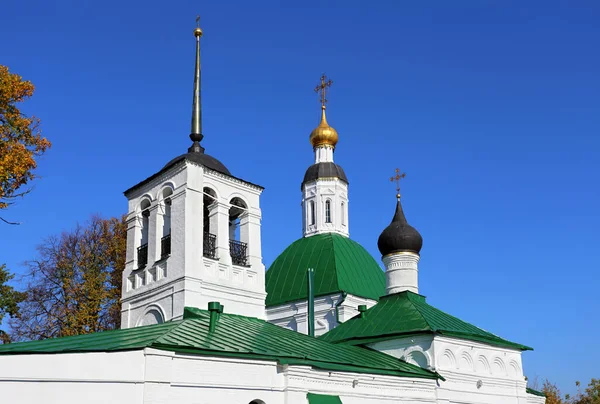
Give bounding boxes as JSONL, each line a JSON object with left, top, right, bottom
{"left": 267, "top": 293, "right": 378, "bottom": 336}
{"left": 368, "top": 335, "right": 540, "bottom": 404}
{"left": 0, "top": 348, "right": 440, "bottom": 404}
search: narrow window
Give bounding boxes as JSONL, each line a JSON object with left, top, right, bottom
{"left": 309, "top": 200, "right": 316, "bottom": 225}
{"left": 341, "top": 202, "right": 345, "bottom": 225}
{"left": 325, "top": 200, "right": 332, "bottom": 223}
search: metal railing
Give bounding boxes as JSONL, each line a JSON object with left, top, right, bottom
{"left": 137, "top": 243, "right": 148, "bottom": 268}
{"left": 203, "top": 231, "right": 217, "bottom": 259}
{"left": 229, "top": 239, "right": 248, "bottom": 266}
{"left": 161, "top": 234, "right": 171, "bottom": 258}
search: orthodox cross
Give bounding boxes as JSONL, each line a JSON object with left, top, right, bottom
{"left": 390, "top": 168, "right": 406, "bottom": 199}
{"left": 314, "top": 74, "right": 333, "bottom": 108}
{"left": 196, "top": 15, "right": 201, "bottom": 27}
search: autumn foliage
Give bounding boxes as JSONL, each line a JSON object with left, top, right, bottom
{"left": 0, "top": 64, "right": 51, "bottom": 216}
{"left": 9, "top": 215, "right": 126, "bottom": 341}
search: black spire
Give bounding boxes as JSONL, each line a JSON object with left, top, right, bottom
{"left": 189, "top": 18, "right": 204, "bottom": 153}
{"left": 377, "top": 197, "right": 423, "bottom": 256}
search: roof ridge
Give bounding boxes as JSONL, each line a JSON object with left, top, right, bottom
{"left": 404, "top": 292, "right": 435, "bottom": 331}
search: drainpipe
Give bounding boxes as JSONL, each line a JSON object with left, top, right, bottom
{"left": 208, "top": 301, "right": 223, "bottom": 333}
{"left": 334, "top": 292, "right": 347, "bottom": 325}
{"left": 307, "top": 267, "right": 315, "bottom": 337}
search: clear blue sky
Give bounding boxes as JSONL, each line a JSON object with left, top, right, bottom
{"left": 2, "top": 0, "right": 599, "bottom": 394}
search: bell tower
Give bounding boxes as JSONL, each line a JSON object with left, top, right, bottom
{"left": 302, "top": 75, "right": 349, "bottom": 238}
{"left": 120, "top": 19, "right": 266, "bottom": 328}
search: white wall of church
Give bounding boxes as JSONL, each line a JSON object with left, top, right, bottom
{"left": 368, "top": 335, "right": 538, "bottom": 404}
{"left": 267, "top": 293, "right": 377, "bottom": 336}
{"left": 121, "top": 160, "right": 266, "bottom": 328}
{"left": 0, "top": 351, "right": 145, "bottom": 404}
{"left": 0, "top": 348, "right": 440, "bottom": 404}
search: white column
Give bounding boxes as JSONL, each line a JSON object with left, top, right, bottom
{"left": 148, "top": 205, "right": 160, "bottom": 263}
{"left": 215, "top": 201, "right": 231, "bottom": 265}
{"left": 314, "top": 145, "right": 334, "bottom": 163}
{"left": 383, "top": 252, "right": 420, "bottom": 294}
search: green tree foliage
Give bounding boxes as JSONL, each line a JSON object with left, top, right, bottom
{"left": 0, "top": 264, "right": 25, "bottom": 343}
{"left": 9, "top": 215, "right": 126, "bottom": 341}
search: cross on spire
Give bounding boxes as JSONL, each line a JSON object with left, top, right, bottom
{"left": 196, "top": 15, "right": 200, "bottom": 27}
{"left": 390, "top": 168, "right": 406, "bottom": 200}
{"left": 314, "top": 74, "right": 333, "bottom": 108}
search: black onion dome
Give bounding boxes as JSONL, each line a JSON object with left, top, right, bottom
{"left": 302, "top": 162, "right": 348, "bottom": 188}
{"left": 163, "top": 151, "right": 231, "bottom": 176}
{"left": 377, "top": 199, "right": 423, "bottom": 256}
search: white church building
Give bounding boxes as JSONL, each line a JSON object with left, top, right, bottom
{"left": 0, "top": 23, "right": 546, "bottom": 404}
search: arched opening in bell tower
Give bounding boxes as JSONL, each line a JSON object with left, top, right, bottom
{"left": 203, "top": 187, "right": 218, "bottom": 259}
{"left": 229, "top": 197, "right": 248, "bottom": 266}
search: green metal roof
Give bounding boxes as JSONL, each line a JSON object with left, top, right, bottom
{"left": 307, "top": 393, "right": 343, "bottom": 404}
{"left": 265, "top": 233, "right": 385, "bottom": 307}
{"left": 0, "top": 306, "right": 440, "bottom": 380}
{"left": 319, "top": 291, "right": 532, "bottom": 351}
{"left": 526, "top": 387, "right": 546, "bottom": 398}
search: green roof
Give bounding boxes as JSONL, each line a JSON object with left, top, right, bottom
{"left": 526, "top": 387, "right": 546, "bottom": 397}
{"left": 0, "top": 306, "right": 440, "bottom": 380}
{"left": 266, "top": 233, "right": 385, "bottom": 306}
{"left": 307, "top": 393, "right": 343, "bottom": 404}
{"left": 319, "top": 291, "right": 532, "bottom": 351}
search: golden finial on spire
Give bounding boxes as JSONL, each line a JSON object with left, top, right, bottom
{"left": 194, "top": 15, "right": 203, "bottom": 37}
{"left": 309, "top": 74, "right": 339, "bottom": 148}
{"left": 390, "top": 168, "right": 406, "bottom": 200}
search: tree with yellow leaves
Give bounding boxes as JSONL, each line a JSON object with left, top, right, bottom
{"left": 9, "top": 215, "right": 126, "bottom": 341}
{"left": 0, "top": 64, "right": 51, "bottom": 224}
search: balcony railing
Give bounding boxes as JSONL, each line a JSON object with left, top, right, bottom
{"left": 137, "top": 243, "right": 148, "bottom": 268}
{"left": 203, "top": 231, "right": 217, "bottom": 259}
{"left": 229, "top": 239, "right": 248, "bottom": 266}
{"left": 161, "top": 234, "right": 171, "bottom": 258}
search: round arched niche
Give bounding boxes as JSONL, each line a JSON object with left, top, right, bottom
{"left": 139, "top": 308, "right": 164, "bottom": 326}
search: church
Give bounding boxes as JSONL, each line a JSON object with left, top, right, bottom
{"left": 0, "top": 23, "right": 546, "bottom": 404}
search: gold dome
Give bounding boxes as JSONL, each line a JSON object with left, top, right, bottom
{"left": 310, "top": 106, "right": 338, "bottom": 148}
{"left": 194, "top": 27, "right": 203, "bottom": 37}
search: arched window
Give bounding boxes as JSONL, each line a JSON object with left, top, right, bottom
{"left": 309, "top": 200, "right": 316, "bottom": 225}
{"left": 341, "top": 202, "right": 345, "bottom": 225}
{"left": 229, "top": 197, "right": 248, "bottom": 266}
{"left": 325, "top": 200, "right": 332, "bottom": 223}
{"left": 160, "top": 188, "right": 173, "bottom": 258}
{"left": 138, "top": 199, "right": 151, "bottom": 268}
{"left": 203, "top": 187, "right": 218, "bottom": 259}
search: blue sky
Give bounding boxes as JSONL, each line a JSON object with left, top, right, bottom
{"left": 2, "top": 0, "right": 599, "bottom": 394}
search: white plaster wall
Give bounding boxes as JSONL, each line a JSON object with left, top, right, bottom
{"left": 0, "top": 351, "right": 145, "bottom": 404}
{"left": 0, "top": 346, "right": 539, "bottom": 404}
{"left": 369, "top": 335, "right": 538, "bottom": 404}
{"left": 266, "top": 293, "right": 377, "bottom": 336}
{"left": 302, "top": 179, "right": 349, "bottom": 238}
{"left": 122, "top": 160, "right": 266, "bottom": 327}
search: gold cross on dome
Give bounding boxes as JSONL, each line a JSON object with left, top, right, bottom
{"left": 314, "top": 74, "right": 333, "bottom": 108}
{"left": 390, "top": 168, "right": 406, "bottom": 199}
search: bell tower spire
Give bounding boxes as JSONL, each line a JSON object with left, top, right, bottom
{"left": 189, "top": 16, "right": 204, "bottom": 153}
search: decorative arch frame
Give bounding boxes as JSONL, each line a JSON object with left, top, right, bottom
{"left": 477, "top": 355, "right": 491, "bottom": 374}
{"left": 157, "top": 182, "right": 175, "bottom": 201}
{"left": 136, "top": 304, "right": 166, "bottom": 327}
{"left": 458, "top": 350, "right": 474, "bottom": 371}
{"left": 404, "top": 346, "right": 431, "bottom": 369}
{"left": 438, "top": 348, "right": 457, "bottom": 369}
{"left": 491, "top": 356, "right": 507, "bottom": 376}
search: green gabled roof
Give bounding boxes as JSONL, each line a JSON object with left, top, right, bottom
{"left": 266, "top": 233, "right": 386, "bottom": 307}
{"left": 319, "top": 291, "right": 532, "bottom": 351}
{"left": 0, "top": 306, "right": 440, "bottom": 380}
